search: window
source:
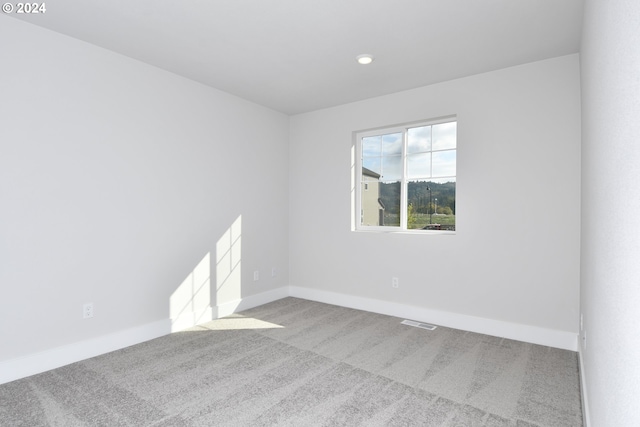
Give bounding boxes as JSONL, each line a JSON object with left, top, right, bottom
{"left": 355, "top": 117, "right": 456, "bottom": 232}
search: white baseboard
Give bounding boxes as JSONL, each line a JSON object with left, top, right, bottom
{"left": 0, "top": 286, "right": 290, "bottom": 385}
{"left": 170, "top": 306, "right": 214, "bottom": 332}
{"left": 216, "top": 287, "right": 290, "bottom": 318}
{"left": 1, "top": 285, "right": 577, "bottom": 385}
{"left": 289, "top": 286, "right": 578, "bottom": 351}
{"left": 578, "top": 347, "right": 591, "bottom": 426}
{"left": 0, "top": 319, "right": 170, "bottom": 385}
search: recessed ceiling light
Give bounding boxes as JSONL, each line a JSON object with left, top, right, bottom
{"left": 356, "top": 54, "right": 374, "bottom": 65}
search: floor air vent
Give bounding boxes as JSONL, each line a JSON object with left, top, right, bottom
{"left": 401, "top": 320, "right": 437, "bottom": 330}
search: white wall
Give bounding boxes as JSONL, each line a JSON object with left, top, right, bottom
{"left": 580, "top": 0, "right": 640, "bottom": 425}
{"left": 0, "top": 16, "right": 289, "bottom": 378}
{"left": 289, "top": 55, "right": 581, "bottom": 349}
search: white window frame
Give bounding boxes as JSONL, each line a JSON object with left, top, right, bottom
{"left": 354, "top": 116, "right": 457, "bottom": 233}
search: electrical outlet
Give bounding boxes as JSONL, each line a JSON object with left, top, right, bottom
{"left": 253, "top": 271, "right": 259, "bottom": 281}
{"left": 83, "top": 303, "right": 94, "bottom": 319}
{"left": 392, "top": 277, "right": 399, "bottom": 288}
{"left": 582, "top": 329, "right": 587, "bottom": 350}
{"left": 271, "top": 267, "right": 277, "bottom": 277}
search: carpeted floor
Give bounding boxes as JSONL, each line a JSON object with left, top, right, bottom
{"left": 0, "top": 297, "right": 583, "bottom": 426}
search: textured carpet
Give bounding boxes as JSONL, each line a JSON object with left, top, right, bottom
{"left": 0, "top": 297, "right": 583, "bottom": 426}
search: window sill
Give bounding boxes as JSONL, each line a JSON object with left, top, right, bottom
{"left": 353, "top": 229, "right": 456, "bottom": 235}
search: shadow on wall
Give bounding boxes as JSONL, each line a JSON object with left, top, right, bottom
{"left": 169, "top": 215, "right": 243, "bottom": 332}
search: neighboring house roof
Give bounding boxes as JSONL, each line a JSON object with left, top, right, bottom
{"left": 362, "top": 167, "right": 381, "bottom": 179}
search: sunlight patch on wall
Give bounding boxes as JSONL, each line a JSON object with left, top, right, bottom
{"left": 170, "top": 252, "right": 212, "bottom": 332}
{"left": 216, "top": 215, "right": 242, "bottom": 307}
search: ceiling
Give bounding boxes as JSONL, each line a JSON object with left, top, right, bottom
{"left": 10, "top": 0, "right": 584, "bottom": 115}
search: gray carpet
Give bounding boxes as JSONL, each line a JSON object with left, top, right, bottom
{"left": 0, "top": 297, "right": 583, "bottom": 426}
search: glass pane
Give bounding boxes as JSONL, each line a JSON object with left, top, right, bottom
{"left": 362, "top": 157, "right": 381, "bottom": 175}
{"left": 361, "top": 179, "right": 400, "bottom": 227}
{"left": 362, "top": 136, "right": 381, "bottom": 157}
{"left": 432, "top": 150, "right": 456, "bottom": 177}
{"left": 408, "top": 126, "right": 431, "bottom": 154}
{"left": 361, "top": 179, "right": 382, "bottom": 226}
{"left": 381, "top": 155, "right": 402, "bottom": 181}
{"left": 379, "top": 181, "right": 401, "bottom": 226}
{"left": 407, "top": 153, "right": 430, "bottom": 179}
{"left": 382, "top": 133, "right": 402, "bottom": 155}
{"left": 433, "top": 178, "right": 456, "bottom": 230}
{"left": 407, "top": 179, "right": 456, "bottom": 230}
{"left": 432, "top": 122, "right": 457, "bottom": 150}
{"left": 407, "top": 180, "right": 432, "bottom": 229}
